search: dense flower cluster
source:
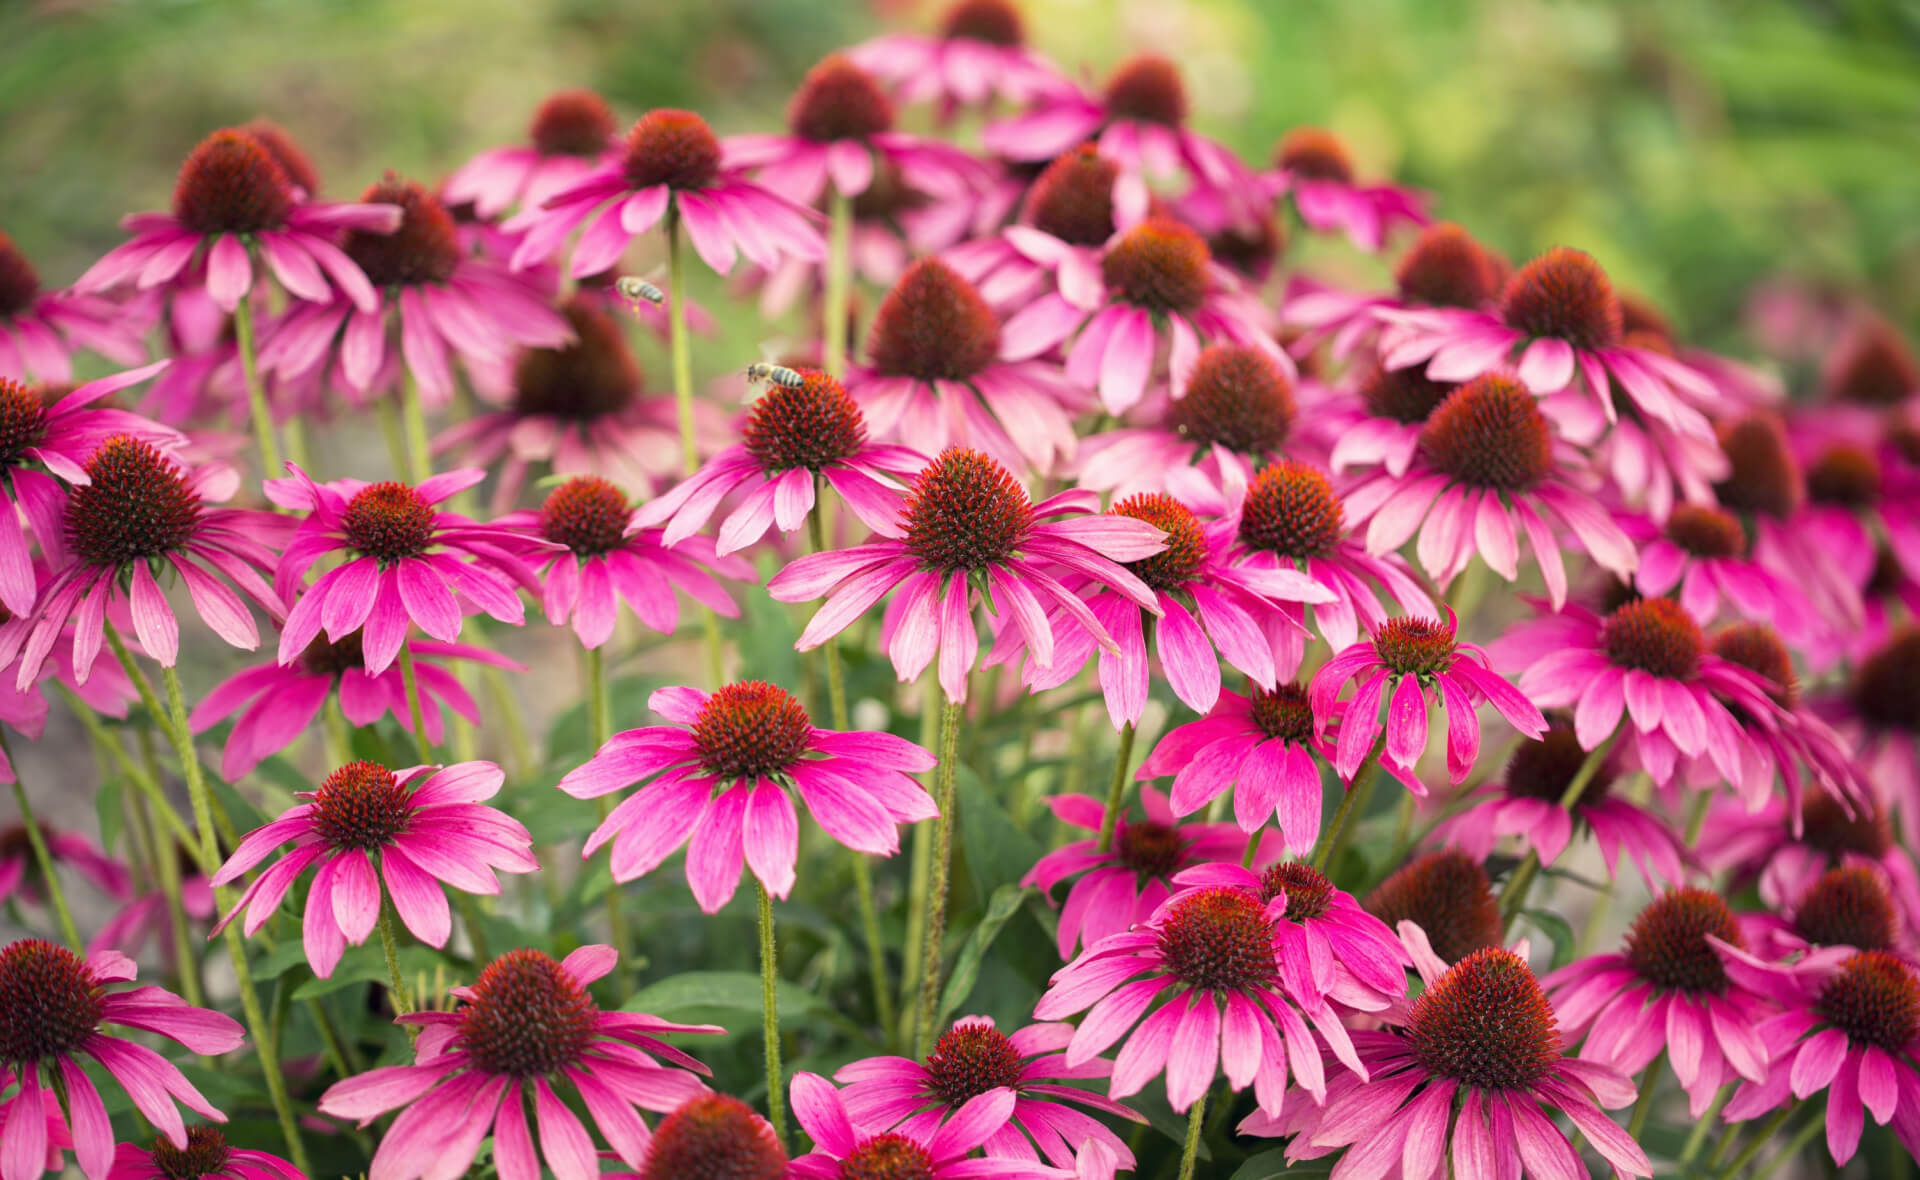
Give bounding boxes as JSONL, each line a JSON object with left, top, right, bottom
{"left": 0, "top": 4, "right": 1915, "bottom": 1178}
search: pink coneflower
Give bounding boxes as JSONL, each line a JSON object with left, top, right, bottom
{"left": 1283, "top": 221, "right": 1506, "bottom": 363}
{"left": 1135, "top": 684, "right": 1333, "bottom": 850}
{"left": 1719, "top": 948, "right": 1920, "bottom": 1164}
{"left": 6, "top": 437, "right": 288, "bottom": 691}
{"left": 1319, "top": 364, "right": 1457, "bottom": 479}
{"left": 1432, "top": 717, "right": 1688, "bottom": 889}
{"left": 1544, "top": 888, "right": 1772, "bottom": 1115}
{"left": 1829, "top": 619, "right": 1920, "bottom": 813}
{"left": 1342, "top": 374, "right": 1638, "bottom": 607}
{"left": 210, "top": 760, "right": 538, "bottom": 977}
{"left": 635, "top": 369, "right": 924, "bottom": 554}
{"left": 0, "top": 233, "right": 145, "bottom": 383}
{"left": 846, "top": 258, "right": 1089, "bottom": 477}
{"left": 1006, "top": 493, "right": 1334, "bottom": 726}
{"left": 499, "top": 476, "right": 753, "bottom": 649}
{"left": 767, "top": 447, "right": 1166, "bottom": 703}
{"left": 983, "top": 54, "right": 1261, "bottom": 219}
{"left": 788, "top": 1071, "right": 1061, "bottom": 1180}
{"left": 1245, "top": 941, "right": 1651, "bottom": 1179}
{"left": 268, "top": 465, "right": 545, "bottom": 677}
{"left": 1172, "top": 861, "right": 1410, "bottom": 1014}
{"left": 1619, "top": 504, "right": 1815, "bottom": 638}
{"left": 1310, "top": 613, "right": 1547, "bottom": 785}
{"left": 1000, "top": 216, "right": 1283, "bottom": 416}
{"left": 191, "top": 633, "right": 521, "bottom": 780}
{"left": 0, "top": 940, "right": 244, "bottom": 1180}
{"left": 1754, "top": 865, "right": 1906, "bottom": 959}
{"left": 1073, "top": 343, "right": 1297, "bottom": 499}
{"left": 1493, "top": 596, "right": 1784, "bottom": 787}
{"left": 944, "top": 145, "right": 1130, "bottom": 317}
{"left": 835, "top": 1016, "right": 1142, "bottom": 1169}
{"left": 260, "top": 176, "right": 569, "bottom": 408}
{"left": 1363, "top": 850, "right": 1506, "bottom": 965}
{"left": 443, "top": 89, "right": 621, "bottom": 219}
{"left": 1021, "top": 786, "right": 1270, "bottom": 959}
{"left": 106, "top": 1127, "right": 298, "bottom": 1180}
{"left": 317, "top": 945, "right": 718, "bottom": 1179}
{"left": 558, "top": 682, "right": 936, "bottom": 912}
{"left": 1789, "top": 441, "right": 1920, "bottom": 633}
{"left": 90, "top": 874, "right": 214, "bottom": 963}
{"left": 848, "top": 0, "right": 1072, "bottom": 116}
{"left": 1033, "top": 884, "right": 1364, "bottom": 1114}
{"left": 510, "top": 107, "right": 824, "bottom": 278}
{"left": 77, "top": 128, "right": 400, "bottom": 314}
{"left": 1263, "top": 127, "right": 1432, "bottom": 252}
{"left": 633, "top": 1092, "right": 787, "bottom": 1180}
{"left": 0, "top": 363, "right": 183, "bottom": 615}
{"left": 434, "top": 297, "right": 712, "bottom": 509}
{"left": 1204, "top": 460, "right": 1435, "bottom": 677}
{"left": 1382, "top": 246, "right": 1725, "bottom": 439}
{"left": 0, "top": 824, "right": 130, "bottom": 915}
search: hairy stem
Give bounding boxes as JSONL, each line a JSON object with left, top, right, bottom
{"left": 584, "top": 645, "right": 630, "bottom": 997}
{"left": 914, "top": 693, "right": 965, "bottom": 1057}
{"left": 1498, "top": 733, "right": 1616, "bottom": 924}
{"left": 1176, "top": 1090, "right": 1209, "bottom": 1180}
{"left": 823, "top": 192, "right": 853, "bottom": 376}
{"left": 232, "top": 297, "right": 283, "bottom": 481}
{"left": 1094, "top": 723, "right": 1137, "bottom": 855}
{"left": 5, "top": 754, "right": 84, "bottom": 952}
{"left": 757, "top": 882, "right": 788, "bottom": 1147}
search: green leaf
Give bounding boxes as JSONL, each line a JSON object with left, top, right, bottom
{"left": 250, "top": 940, "right": 315, "bottom": 982}
{"left": 292, "top": 943, "right": 446, "bottom": 1000}
{"left": 1523, "top": 908, "right": 1579, "bottom": 971}
{"left": 1232, "top": 1151, "right": 1332, "bottom": 1178}
{"left": 93, "top": 776, "right": 124, "bottom": 856}
{"left": 955, "top": 764, "right": 1039, "bottom": 906}
{"left": 939, "top": 884, "right": 1028, "bottom": 1023}
{"left": 623, "top": 970, "right": 839, "bottom": 1035}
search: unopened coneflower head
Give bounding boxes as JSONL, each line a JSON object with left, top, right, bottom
{"left": 638, "top": 1093, "right": 787, "bottom": 1180}
{"left": 1364, "top": 850, "right": 1503, "bottom": 965}
{"left": 318, "top": 945, "right": 718, "bottom": 1180}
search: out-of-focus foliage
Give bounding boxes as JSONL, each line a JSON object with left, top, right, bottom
{"left": 4, "top": 0, "right": 1918, "bottom": 359}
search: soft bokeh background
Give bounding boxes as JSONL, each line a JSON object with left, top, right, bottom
{"left": 6, "top": 0, "right": 1920, "bottom": 364}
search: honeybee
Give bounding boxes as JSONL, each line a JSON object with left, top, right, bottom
{"left": 613, "top": 276, "right": 665, "bottom": 305}
{"left": 746, "top": 362, "right": 806, "bottom": 389}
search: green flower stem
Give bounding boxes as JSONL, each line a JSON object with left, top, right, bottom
{"left": 584, "top": 645, "right": 631, "bottom": 997}
{"left": 63, "top": 689, "right": 196, "bottom": 854}
{"left": 1751, "top": 1109, "right": 1827, "bottom": 1180}
{"left": 281, "top": 417, "right": 310, "bottom": 474}
{"left": 398, "top": 643, "right": 435, "bottom": 764}
{"left": 756, "top": 882, "right": 788, "bottom": 1147}
{"left": 1678, "top": 1085, "right": 1730, "bottom": 1163}
{"left": 898, "top": 678, "right": 940, "bottom": 1036}
{"left": 1498, "top": 733, "right": 1616, "bottom": 925}
{"left": 232, "top": 297, "right": 283, "bottom": 481}
{"left": 914, "top": 692, "right": 966, "bottom": 1057}
{"left": 1626, "top": 1057, "right": 1661, "bottom": 1138}
{"left": 2, "top": 743, "right": 83, "bottom": 952}
{"left": 665, "top": 211, "right": 728, "bottom": 688}
{"left": 1176, "top": 1090, "right": 1209, "bottom": 1180}
{"left": 1311, "top": 751, "right": 1380, "bottom": 875}
{"left": 398, "top": 370, "right": 432, "bottom": 485}
{"left": 1711, "top": 1105, "right": 1795, "bottom": 1177}
{"left": 376, "top": 399, "right": 409, "bottom": 481}
{"left": 1093, "top": 722, "right": 1137, "bottom": 855}
{"left": 823, "top": 192, "right": 853, "bottom": 376}
{"left": 376, "top": 901, "right": 415, "bottom": 1018}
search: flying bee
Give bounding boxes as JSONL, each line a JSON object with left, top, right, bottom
{"left": 746, "top": 362, "right": 806, "bottom": 390}
{"left": 613, "top": 275, "right": 665, "bottom": 306}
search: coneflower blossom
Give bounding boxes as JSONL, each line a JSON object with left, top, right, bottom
{"left": 1318, "top": 364, "right": 1456, "bottom": 479}
{"left": 1342, "top": 373, "right": 1637, "bottom": 608}
{"left": 7, "top": 437, "right": 288, "bottom": 691}
{"left": 510, "top": 107, "right": 824, "bottom": 278}
{"left": 90, "top": 874, "right": 214, "bottom": 964}
{"left": 848, "top": 0, "right": 1072, "bottom": 116}
{"left": 1021, "top": 786, "right": 1274, "bottom": 960}
{"left": 635, "top": 369, "right": 924, "bottom": 554}
{"left": 944, "top": 145, "right": 1130, "bottom": 317}
{"left": 0, "top": 362, "right": 182, "bottom": 615}
{"left": 1543, "top": 888, "right": 1773, "bottom": 1116}
{"left": 1033, "top": 884, "right": 1364, "bottom": 1114}
{"left": 1263, "top": 126, "right": 1432, "bottom": 252}
{"left": 1363, "top": 850, "right": 1505, "bottom": 966}
{"left": 634, "top": 1093, "right": 787, "bottom": 1180}
{"left": 1431, "top": 716, "right": 1688, "bottom": 888}
{"left": 268, "top": 466, "right": 545, "bottom": 677}
{"left": 1718, "top": 946, "right": 1920, "bottom": 1164}
{"left": 500, "top": 476, "right": 755, "bottom": 650}
{"left": 1310, "top": 612, "right": 1547, "bottom": 785}
{"left": 1825, "top": 627, "right": 1920, "bottom": 846}
{"left": 1493, "top": 596, "right": 1785, "bottom": 787}
{"left": 1171, "top": 861, "right": 1410, "bottom": 1013}
{"left": 835, "top": 1017, "right": 1142, "bottom": 1169}
{"left": 559, "top": 682, "right": 937, "bottom": 912}
{"left": 317, "top": 946, "right": 718, "bottom": 1180}
{"left": 76, "top": 128, "right": 401, "bottom": 313}
{"left": 1245, "top": 939, "right": 1651, "bottom": 1179}
{"left": 443, "top": 89, "right": 621, "bottom": 219}
{"left": 1618, "top": 504, "right": 1815, "bottom": 638}
{"left": 846, "top": 258, "right": 1089, "bottom": 476}
{"left": 211, "top": 760, "right": 537, "bottom": 977}
{"left": 1282, "top": 221, "right": 1506, "bottom": 363}
{"left": 787, "top": 1072, "right": 1061, "bottom": 1180}
{"left": 1005, "top": 493, "right": 1333, "bottom": 725}
{"left": 0, "top": 824, "right": 130, "bottom": 914}
{"left": 434, "top": 298, "right": 712, "bottom": 510}
{"left": 1137, "top": 684, "right": 1334, "bottom": 850}
{"left": 0, "top": 940, "right": 244, "bottom": 1180}
{"left": 1000, "top": 215, "right": 1283, "bottom": 416}
{"left": 261, "top": 176, "right": 569, "bottom": 408}
{"left": 0, "top": 233, "right": 145, "bottom": 383}
{"left": 105, "top": 1129, "right": 298, "bottom": 1180}
{"left": 767, "top": 447, "right": 1166, "bottom": 703}
{"left": 984, "top": 54, "right": 1261, "bottom": 220}
{"left": 191, "top": 633, "right": 522, "bottom": 780}
{"left": 1753, "top": 864, "right": 1906, "bottom": 959}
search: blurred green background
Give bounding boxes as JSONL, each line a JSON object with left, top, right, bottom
{"left": 5, "top": 0, "right": 1919, "bottom": 367}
